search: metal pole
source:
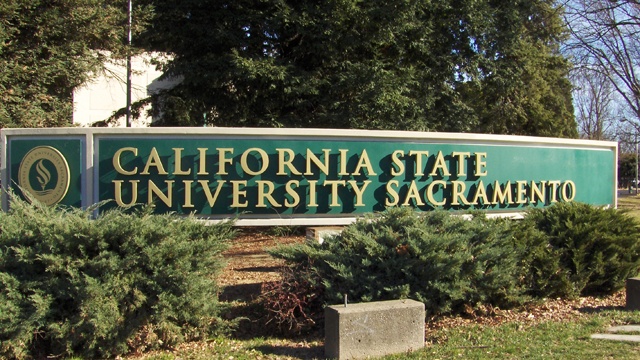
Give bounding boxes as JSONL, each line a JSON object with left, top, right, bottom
{"left": 126, "top": 0, "right": 132, "bottom": 127}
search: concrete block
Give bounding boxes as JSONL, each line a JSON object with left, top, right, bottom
{"left": 325, "top": 299, "right": 425, "bottom": 359}
{"left": 306, "top": 226, "right": 343, "bottom": 244}
{"left": 626, "top": 278, "right": 640, "bottom": 311}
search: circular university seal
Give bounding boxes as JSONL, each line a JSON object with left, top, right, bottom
{"left": 18, "top": 146, "right": 70, "bottom": 206}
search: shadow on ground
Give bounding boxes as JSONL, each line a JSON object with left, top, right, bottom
{"left": 220, "top": 282, "right": 263, "bottom": 302}
{"left": 253, "top": 343, "right": 325, "bottom": 359}
{"left": 578, "top": 305, "right": 625, "bottom": 314}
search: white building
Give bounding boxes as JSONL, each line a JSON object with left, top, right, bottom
{"left": 72, "top": 53, "right": 177, "bottom": 127}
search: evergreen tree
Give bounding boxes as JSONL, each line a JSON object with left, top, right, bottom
{"left": 461, "top": 0, "right": 577, "bottom": 137}
{"left": 619, "top": 151, "right": 637, "bottom": 186}
{"left": 0, "top": 1, "right": 150, "bottom": 128}
{"left": 140, "top": 0, "right": 576, "bottom": 136}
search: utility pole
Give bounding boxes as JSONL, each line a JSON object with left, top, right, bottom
{"left": 629, "top": 123, "right": 639, "bottom": 196}
{"left": 126, "top": 0, "right": 132, "bottom": 127}
{"left": 621, "top": 118, "right": 639, "bottom": 195}
{"left": 633, "top": 126, "right": 640, "bottom": 196}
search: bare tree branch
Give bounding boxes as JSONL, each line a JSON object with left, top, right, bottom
{"left": 564, "top": 0, "right": 640, "bottom": 135}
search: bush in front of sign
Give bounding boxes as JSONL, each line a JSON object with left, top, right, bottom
{"left": 0, "top": 195, "right": 235, "bottom": 359}
{"left": 266, "top": 203, "right": 640, "bottom": 330}
{"left": 268, "top": 207, "right": 527, "bottom": 319}
{"left": 517, "top": 202, "right": 640, "bottom": 298}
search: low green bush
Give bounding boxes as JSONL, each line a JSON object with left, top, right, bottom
{"left": 520, "top": 201, "right": 640, "bottom": 297}
{"left": 265, "top": 203, "right": 640, "bottom": 330}
{"left": 0, "top": 196, "right": 234, "bottom": 359}
{"left": 509, "top": 217, "right": 573, "bottom": 299}
{"left": 268, "top": 207, "right": 527, "bottom": 317}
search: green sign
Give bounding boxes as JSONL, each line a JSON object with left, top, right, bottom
{"left": 2, "top": 128, "right": 617, "bottom": 225}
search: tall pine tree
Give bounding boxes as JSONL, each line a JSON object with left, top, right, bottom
{"left": 140, "top": 0, "right": 576, "bottom": 136}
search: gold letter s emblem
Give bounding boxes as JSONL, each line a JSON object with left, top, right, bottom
{"left": 18, "top": 146, "right": 70, "bottom": 206}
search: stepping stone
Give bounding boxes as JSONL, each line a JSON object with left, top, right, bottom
{"left": 591, "top": 334, "right": 640, "bottom": 342}
{"left": 607, "top": 325, "right": 640, "bottom": 333}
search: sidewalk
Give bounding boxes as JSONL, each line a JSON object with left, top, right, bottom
{"left": 619, "top": 188, "right": 640, "bottom": 198}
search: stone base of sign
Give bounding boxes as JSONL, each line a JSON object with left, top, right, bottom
{"left": 305, "top": 226, "right": 343, "bottom": 244}
{"left": 627, "top": 278, "right": 640, "bottom": 311}
{"left": 324, "top": 299, "right": 425, "bottom": 360}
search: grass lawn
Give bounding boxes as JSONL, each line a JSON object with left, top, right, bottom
{"left": 618, "top": 193, "right": 640, "bottom": 220}
{"left": 135, "top": 309, "right": 640, "bottom": 359}
{"left": 399, "top": 311, "right": 640, "bottom": 359}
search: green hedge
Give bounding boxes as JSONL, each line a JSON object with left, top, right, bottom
{"left": 267, "top": 203, "right": 640, "bottom": 327}
{"left": 518, "top": 202, "right": 640, "bottom": 297}
{"left": 269, "top": 207, "right": 526, "bottom": 317}
{"left": 0, "top": 197, "right": 234, "bottom": 359}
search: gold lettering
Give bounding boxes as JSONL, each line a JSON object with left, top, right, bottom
{"left": 183, "top": 180, "right": 194, "bottom": 208}
{"left": 561, "top": 181, "right": 576, "bottom": 201}
{"left": 471, "top": 180, "right": 489, "bottom": 205}
{"left": 409, "top": 150, "right": 429, "bottom": 176}
{"left": 231, "top": 180, "right": 248, "bottom": 208}
{"left": 218, "top": 148, "right": 234, "bottom": 175}
{"left": 451, "top": 180, "right": 470, "bottom": 205}
{"left": 426, "top": 180, "right": 447, "bottom": 206}
{"left": 516, "top": 180, "right": 528, "bottom": 204}
{"left": 113, "top": 180, "right": 139, "bottom": 206}
{"left": 141, "top": 147, "right": 168, "bottom": 175}
{"left": 386, "top": 180, "right": 400, "bottom": 206}
{"left": 308, "top": 180, "right": 318, "bottom": 207}
{"left": 492, "top": 181, "right": 512, "bottom": 204}
{"left": 305, "top": 149, "right": 331, "bottom": 175}
{"left": 531, "top": 181, "right": 546, "bottom": 203}
{"left": 113, "top": 147, "right": 138, "bottom": 175}
{"left": 348, "top": 180, "right": 370, "bottom": 207}
{"left": 391, "top": 150, "right": 405, "bottom": 176}
{"left": 285, "top": 180, "right": 300, "bottom": 207}
{"left": 352, "top": 149, "right": 377, "bottom": 176}
{"left": 241, "top": 148, "right": 269, "bottom": 176}
{"left": 338, "top": 149, "right": 349, "bottom": 176}
{"left": 148, "top": 180, "right": 173, "bottom": 207}
{"left": 429, "top": 151, "right": 451, "bottom": 177}
{"left": 276, "top": 148, "right": 302, "bottom": 175}
{"left": 199, "top": 180, "right": 226, "bottom": 207}
{"left": 475, "top": 152, "right": 488, "bottom": 177}
{"left": 197, "top": 148, "right": 209, "bottom": 175}
{"left": 173, "top": 148, "right": 191, "bottom": 176}
{"left": 452, "top": 152, "right": 471, "bottom": 176}
{"left": 324, "top": 180, "right": 346, "bottom": 207}
{"left": 256, "top": 180, "right": 281, "bottom": 207}
{"left": 402, "top": 181, "right": 425, "bottom": 206}
{"left": 548, "top": 180, "right": 561, "bottom": 203}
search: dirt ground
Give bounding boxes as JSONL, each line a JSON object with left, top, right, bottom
{"left": 218, "top": 227, "right": 305, "bottom": 302}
